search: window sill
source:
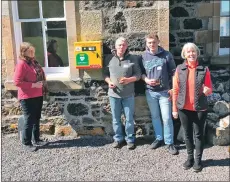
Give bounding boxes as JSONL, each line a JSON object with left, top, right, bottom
{"left": 4, "top": 73, "right": 84, "bottom": 91}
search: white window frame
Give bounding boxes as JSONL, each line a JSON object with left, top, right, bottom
{"left": 219, "top": 0, "right": 230, "bottom": 56}
{"left": 11, "top": 0, "right": 70, "bottom": 75}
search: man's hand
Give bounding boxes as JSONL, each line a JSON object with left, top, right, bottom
{"left": 168, "top": 89, "right": 173, "bottom": 100}
{"left": 32, "top": 81, "right": 43, "bottom": 88}
{"left": 105, "top": 77, "right": 116, "bottom": 89}
{"left": 144, "top": 77, "right": 151, "bottom": 85}
{"left": 149, "top": 79, "right": 159, "bottom": 86}
{"left": 172, "top": 112, "right": 178, "bottom": 119}
{"left": 119, "top": 77, "right": 131, "bottom": 85}
{"left": 144, "top": 78, "right": 160, "bottom": 86}
{"left": 108, "top": 82, "right": 116, "bottom": 89}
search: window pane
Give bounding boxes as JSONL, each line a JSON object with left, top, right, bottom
{"left": 46, "top": 21, "right": 69, "bottom": 67}
{"left": 18, "top": 0, "right": 39, "bottom": 19}
{"left": 21, "top": 22, "right": 45, "bottom": 67}
{"left": 221, "top": 1, "right": 230, "bottom": 16}
{"left": 220, "top": 37, "right": 230, "bottom": 48}
{"left": 220, "top": 17, "right": 230, "bottom": 36}
{"left": 42, "top": 1, "right": 64, "bottom": 18}
{"left": 47, "top": 21, "right": 66, "bottom": 29}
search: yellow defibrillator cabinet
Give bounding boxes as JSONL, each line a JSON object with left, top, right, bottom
{"left": 74, "top": 41, "right": 102, "bottom": 69}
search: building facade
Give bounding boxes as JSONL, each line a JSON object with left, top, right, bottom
{"left": 2, "top": 0, "right": 230, "bottom": 144}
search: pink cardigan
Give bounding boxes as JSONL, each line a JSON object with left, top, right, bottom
{"left": 14, "top": 59, "right": 43, "bottom": 100}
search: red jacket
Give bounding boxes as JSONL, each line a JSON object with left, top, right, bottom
{"left": 14, "top": 59, "right": 43, "bottom": 100}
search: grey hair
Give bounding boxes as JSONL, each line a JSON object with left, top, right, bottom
{"left": 115, "top": 37, "right": 127, "bottom": 46}
{"left": 181, "top": 42, "right": 200, "bottom": 59}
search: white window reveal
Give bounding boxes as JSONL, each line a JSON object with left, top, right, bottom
{"left": 219, "top": 0, "right": 230, "bottom": 55}
{"left": 12, "top": 0, "right": 69, "bottom": 74}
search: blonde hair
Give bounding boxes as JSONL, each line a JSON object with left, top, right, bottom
{"left": 19, "top": 42, "right": 35, "bottom": 60}
{"left": 181, "top": 42, "right": 200, "bottom": 59}
{"left": 145, "top": 32, "right": 159, "bottom": 40}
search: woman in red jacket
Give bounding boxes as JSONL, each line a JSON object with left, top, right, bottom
{"left": 14, "top": 42, "right": 48, "bottom": 152}
{"left": 172, "top": 43, "right": 212, "bottom": 172}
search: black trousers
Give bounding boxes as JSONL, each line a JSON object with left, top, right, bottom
{"left": 178, "top": 109, "right": 207, "bottom": 162}
{"left": 20, "top": 96, "right": 43, "bottom": 145}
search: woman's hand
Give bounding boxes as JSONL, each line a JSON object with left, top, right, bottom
{"left": 172, "top": 112, "right": 178, "bottom": 119}
{"left": 32, "top": 81, "right": 43, "bottom": 88}
{"left": 203, "top": 86, "right": 211, "bottom": 96}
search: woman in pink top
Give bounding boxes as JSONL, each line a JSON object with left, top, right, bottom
{"left": 14, "top": 42, "right": 48, "bottom": 152}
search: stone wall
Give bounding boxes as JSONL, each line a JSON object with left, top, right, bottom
{"left": 1, "top": 80, "right": 151, "bottom": 137}
{"left": 169, "top": 0, "right": 221, "bottom": 65}
{"left": 79, "top": 1, "right": 169, "bottom": 51}
{"left": 2, "top": 69, "right": 230, "bottom": 145}
{"left": 76, "top": 0, "right": 170, "bottom": 80}
{"left": 204, "top": 69, "right": 230, "bottom": 145}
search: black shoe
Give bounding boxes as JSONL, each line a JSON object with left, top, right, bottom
{"left": 112, "top": 141, "right": 124, "bottom": 148}
{"left": 183, "top": 158, "right": 194, "bottom": 170}
{"left": 167, "top": 144, "right": 179, "bottom": 155}
{"left": 193, "top": 161, "right": 203, "bottom": 172}
{"left": 23, "top": 144, "right": 38, "bottom": 152}
{"left": 150, "top": 139, "right": 163, "bottom": 149}
{"left": 127, "top": 143, "right": 136, "bottom": 150}
{"left": 32, "top": 140, "right": 48, "bottom": 147}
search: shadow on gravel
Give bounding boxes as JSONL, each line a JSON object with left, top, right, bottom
{"left": 39, "top": 136, "right": 114, "bottom": 149}
{"left": 39, "top": 136, "right": 154, "bottom": 149}
{"left": 175, "top": 143, "right": 214, "bottom": 151}
{"left": 135, "top": 136, "right": 153, "bottom": 146}
{"left": 136, "top": 137, "right": 189, "bottom": 150}
{"left": 203, "top": 158, "right": 230, "bottom": 168}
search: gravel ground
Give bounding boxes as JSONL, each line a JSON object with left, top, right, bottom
{"left": 1, "top": 134, "right": 230, "bottom": 181}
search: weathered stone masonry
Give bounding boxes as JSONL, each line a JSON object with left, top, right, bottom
{"left": 2, "top": 69, "right": 230, "bottom": 145}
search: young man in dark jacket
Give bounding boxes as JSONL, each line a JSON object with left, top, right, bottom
{"left": 140, "top": 33, "right": 178, "bottom": 155}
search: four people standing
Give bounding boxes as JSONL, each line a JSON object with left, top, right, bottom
{"left": 13, "top": 38, "right": 213, "bottom": 172}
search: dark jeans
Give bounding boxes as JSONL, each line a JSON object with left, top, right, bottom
{"left": 20, "top": 96, "right": 43, "bottom": 145}
{"left": 178, "top": 109, "right": 207, "bottom": 162}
